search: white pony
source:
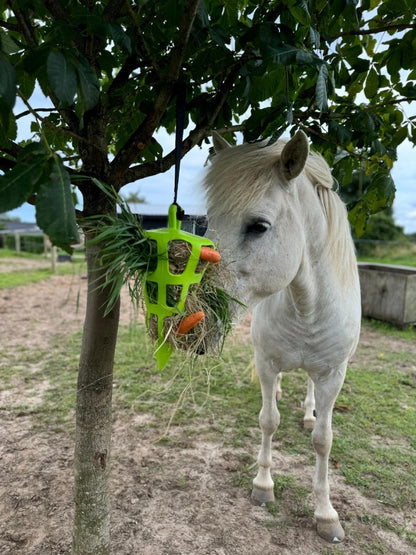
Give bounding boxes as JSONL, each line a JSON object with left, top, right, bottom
{"left": 204, "top": 130, "right": 361, "bottom": 543}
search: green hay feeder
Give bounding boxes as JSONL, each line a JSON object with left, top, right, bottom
{"left": 143, "top": 204, "right": 219, "bottom": 369}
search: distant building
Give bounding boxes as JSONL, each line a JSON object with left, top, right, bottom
{"left": 0, "top": 220, "right": 43, "bottom": 248}
{"left": 129, "top": 204, "right": 208, "bottom": 236}
{"left": 0, "top": 220, "right": 42, "bottom": 235}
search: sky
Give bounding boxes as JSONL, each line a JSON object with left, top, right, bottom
{"left": 6, "top": 94, "right": 416, "bottom": 234}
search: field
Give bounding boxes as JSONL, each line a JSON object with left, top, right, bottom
{"left": 1, "top": 253, "right": 416, "bottom": 554}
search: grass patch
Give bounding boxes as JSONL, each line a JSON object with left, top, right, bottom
{"left": 362, "top": 317, "right": 416, "bottom": 340}
{"left": 358, "top": 241, "right": 416, "bottom": 267}
{"left": 113, "top": 324, "right": 259, "bottom": 444}
{"left": 113, "top": 321, "right": 416, "bottom": 514}
{"left": 361, "top": 257, "right": 416, "bottom": 267}
{"left": 0, "top": 334, "right": 80, "bottom": 431}
{"left": 0, "top": 248, "right": 45, "bottom": 259}
{"left": 0, "top": 268, "right": 52, "bottom": 288}
{"left": 333, "top": 360, "right": 416, "bottom": 508}
{"left": 358, "top": 513, "right": 416, "bottom": 548}
{"left": 0, "top": 261, "right": 86, "bottom": 288}
{"left": 358, "top": 254, "right": 416, "bottom": 267}
{"left": 270, "top": 474, "right": 313, "bottom": 518}
{"left": 4, "top": 319, "right": 416, "bottom": 513}
{"left": 2, "top": 315, "right": 416, "bottom": 548}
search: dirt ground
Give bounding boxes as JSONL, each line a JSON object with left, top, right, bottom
{"left": 1, "top": 265, "right": 416, "bottom": 554}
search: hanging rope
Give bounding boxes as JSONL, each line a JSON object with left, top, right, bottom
{"left": 173, "top": 82, "right": 186, "bottom": 219}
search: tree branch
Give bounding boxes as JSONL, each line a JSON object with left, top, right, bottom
{"left": 0, "top": 157, "right": 17, "bottom": 172}
{"left": 120, "top": 124, "right": 244, "bottom": 186}
{"left": 103, "top": 0, "right": 126, "bottom": 20}
{"left": 0, "top": 139, "right": 24, "bottom": 170}
{"left": 365, "top": 96, "right": 416, "bottom": 111}
{"left": 298, "top": 123, "right": 364, "bottom": 162}
{"left": 109, "top": 84, "right": 174, "bottom": 185}
{"left": 123, "top": 0, "right": 162, "bottom": 78}
{"left": 109, "top": 0, "right": 200, "bottom": 185}
{"left": 16, "top": 90, "right": 88, "bottom": 145}
{"left": 15, "top": 108, "right": 58, "bottom": 120}
{"left": 41, "top": 0, "right": 70, "bottom": 23}
{"left": 107, "top": 55, "right": 141, "bottom": 99}
{"left": 120, "top": 126, "right": 210, "bottom": 184}
{"left": 10, "top": 0, "right": 37, "bottom": 44}
{"left": 118, "top": 65, "right": 245, "bottom": 187}
{"left": 114, "top": 29, "right": 254, "bottom": 187}
{"left": 166, "top": 0, "right": 200, "bottom": 81}
{"left": 331, "top": 23, "right": 416, "bottom": 39}
{"left": 0, "top": 20, "right": 19, "bottom": 32}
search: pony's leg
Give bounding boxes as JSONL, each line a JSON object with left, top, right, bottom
{"left": 311, "top": 364, "right": 347, "bottom": 543}
{"left": 276, "top": 372, "right": 283, "bottom": 401}
{"left": 303, "top": 376, "right": 316, "bottom": 429}
{"left": 252, "top": 354, "right": 280, "bottom": 504}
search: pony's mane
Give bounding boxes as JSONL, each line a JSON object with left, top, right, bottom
{"left": 204, "top": 139, "right": 357, "bottom": 285}
{"left": 204, "top": 139, "right": 336, "bottom": 213}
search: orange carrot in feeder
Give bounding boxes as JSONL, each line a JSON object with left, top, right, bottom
{"left": 177, "top": 311, "right": 205, "bottom": 335}
{"left": 199, "top": 246, "right": 221, "bottom": 264}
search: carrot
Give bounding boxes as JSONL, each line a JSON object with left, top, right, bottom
{"left": 177, "top": 311, "right": 205, "bottom": 335}
{"left": 199, "top": 246, "right": 221, "bottom": 264}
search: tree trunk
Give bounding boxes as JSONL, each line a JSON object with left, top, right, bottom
{"left": 72, "top": 237, "right": 120, "bottom": 554}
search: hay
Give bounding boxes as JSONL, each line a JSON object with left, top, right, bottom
{"left": 168, "top": 239, "right": 208, "bottom": 274}
{"left": 147, "top": 254, "right": 235, "bottom": 357}
{"left": 87, "top": 195, "right": 236, "bottom": 359}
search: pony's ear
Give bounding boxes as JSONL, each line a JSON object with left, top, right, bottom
{"left": 279, "top": 130, "right": 309, "bottom": 181}
{"left": 212, "top": 131, "right": 231, "bottom": 152}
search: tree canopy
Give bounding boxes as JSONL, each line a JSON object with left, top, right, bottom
{"left": 1, "top": 0, "right": 416, "bottom": 249}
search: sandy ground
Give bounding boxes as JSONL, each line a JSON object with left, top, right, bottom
{"left": 1, "top": 266, "right": 416, "bottom": 554}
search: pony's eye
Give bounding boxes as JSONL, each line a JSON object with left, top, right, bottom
{"left": 245, "top": 221, "right": 270, "bottom": 235}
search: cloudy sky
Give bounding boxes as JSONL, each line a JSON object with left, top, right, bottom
{"left": 7, "top": 96, "right": 416, "bottom": 234}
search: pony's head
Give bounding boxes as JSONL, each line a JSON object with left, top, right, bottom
{"left": 204, "top": 131, "right": 353, "bottom": 308}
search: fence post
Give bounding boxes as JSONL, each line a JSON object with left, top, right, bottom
{"left": 43, "top": 234, "right": 49, "bottom": 257}
{"left": 14, "top": 232, "right": 21, "bottom": 254}
{"left": 51, "top": 245, "right": 57, "bottom": 274}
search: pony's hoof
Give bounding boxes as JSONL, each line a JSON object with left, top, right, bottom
{"left": 303, "top": 418, "right": 315, "bottom": 430}
{"left": 316, "top": 518, "right": 345, "bottom": 543}
{"left": 251, "top": 486, "right": 275, "bottom": 505}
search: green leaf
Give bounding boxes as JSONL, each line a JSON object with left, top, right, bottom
{"left": 386, "top": 48, "right": 401, "bottom": 80}
{"left": 309, "top": 26, "right": 320, "bottom": 48}
{"left": 0, "top": 142, "right": 49, "bottom": 210}
{"left": 47, "top": 51, "right": 77, "bottom": 107}
{"left": 316, "top": 64, "right": 328, "bottom": 112}
{"left": 109, "top": 24, "right": 132, "bottom": 53}
{"left": 348, "top": 172, "right": 396, "bottom": 236}
{"left": 0, "top": 28, "right": 19, "bottom": 54}
{"left": 18, "top": 71, "right": 36, "bottom": 99}
{"left": 348, "top": 202, "right": 370, "bottom": 236}
{"left": 365, "top": 172, "right": 396, "bottom": 212}
{"left": 0, "top": 106, "right": 16, "bottom": 146}
{"left": 244, "top": 105, "right": 283, "bottom": 141}
{"left": 269, "top": 44, "right": 315, "bottom": 65}
{"left": 288, "top": 0, "right": 311, "bottom": 25}
{"left": 328, "top": 120, "right": 352, "bottom": 144}
{"left": 35, "top": 157, "right": 79, "bottom": 253}
{"left": 0, "top": 53, "right": 17, "bottom": 109}
{"left": 0, "top": 162, "right": 43, "bottom": 211}
{"left": 76, "top": 56, "right": 100, "bottom": 112}
{"left": 365, "top": 67, "right": 379, "bottom": 99}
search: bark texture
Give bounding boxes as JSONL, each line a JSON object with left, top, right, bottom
{"left": 72, "top": 237, "right": 120, "bottom": 554}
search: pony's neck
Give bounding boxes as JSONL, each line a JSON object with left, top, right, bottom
{"left": 285, "top": 253, "right": 328, "bottom": 318}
